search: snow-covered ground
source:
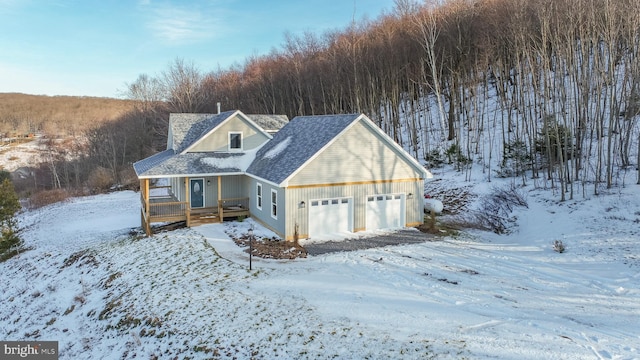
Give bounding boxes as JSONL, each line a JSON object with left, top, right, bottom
{"left": 2, "top": 172, "right": 639, "bottom": 359}
{"left": 0, "top": 139, "right": 41, "bottom": 172}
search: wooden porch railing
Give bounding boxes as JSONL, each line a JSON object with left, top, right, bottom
{"left": 219, "top": 197, "right": 250, "bottom": 219}
{"left": 150, "top": 201, "right": 187, "bottom": 218}
{"left": 140, "top": 190, "right": 250, "bottom": 236}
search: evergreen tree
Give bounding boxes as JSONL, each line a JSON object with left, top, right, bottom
{"left": 0, "top": 179, "right": 23, "bottom": 261}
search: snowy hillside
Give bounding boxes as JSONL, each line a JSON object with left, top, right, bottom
{"left": 2, "top": 168, "right": 639, "bottom": 359}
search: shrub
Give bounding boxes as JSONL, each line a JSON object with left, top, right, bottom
{"left": 28, "top": 189, "right": 71, "bottom": 209}
{"left": 87, "top": 166, "right": 114, "bottom": 193}
{"left": 425, "top": 148, "right": 445, "bottom": 168}
{"left": 553, "top": 239, "right": 566, "bottom": 253}
{"left": 496, "top": 140, "right": 531, "bottom": 178}
{"left": 473, "top": 184, "right": 528, "bottom": 234}
{"left": 118, "top": 167, "right": 139, "bottom": 190}
{"left": 535, "top": 118, "right": 575, "bottom": 164}
{"left": 0, "top": 179, "right": 23, "bottom": 261}
{"left": 445, "top": 143, "right": 471, "bottom": 166}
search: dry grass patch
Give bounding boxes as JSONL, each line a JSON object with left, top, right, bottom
{"left": 28, "top": 189, "right": 71, "bottom": 209}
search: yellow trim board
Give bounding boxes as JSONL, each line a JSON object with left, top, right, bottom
{"left": 285, "top": 234, "right": 309, "bottom": 242}
{"left": 287, "top": 178, "right": 422, "bottom": 189}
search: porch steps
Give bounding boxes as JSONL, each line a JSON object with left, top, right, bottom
{"left": 190, "top": 213, "right": 221, "bottom": 226}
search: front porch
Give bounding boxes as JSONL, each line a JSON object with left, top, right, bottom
{"left": 139, "top": 176, "right": 250, "bottom": 236}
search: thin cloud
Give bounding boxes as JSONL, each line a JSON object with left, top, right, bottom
{"left": 145, "top": 4, "right": 225, "bottom": 44}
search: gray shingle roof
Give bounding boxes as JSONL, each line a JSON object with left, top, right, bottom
{"left": 133, "top": 149, "right": 175, "bottom": 176}
{"left": 169, "top": 111, "right": 235, "bottom": 153}
{"left": 247, "top": 114, "right": 288, "bottom": 132}
{"left": 246, "top": 114, "right": 361, "bottom": 184}
{"left": 133, "top": 151, "right": 251, "bottom": 178}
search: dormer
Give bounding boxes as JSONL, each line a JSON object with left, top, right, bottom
{"left": 167, "top": 110, "right": 286, "bottom": 154}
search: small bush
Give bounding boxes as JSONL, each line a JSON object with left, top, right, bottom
{"left": 0, "top": 228, "right": 24, "bottom": 262}
{"left": 496, "top": 140, "right": 531, "bottom": 178}
{"left": 28, "top": 189, "right": 71, "bottom": 209}
{"left": 0, "top": 178, "right": 23, "bottom": 261}
{"left": 425, "top": 149, "right": 445, "bottom": 168}
{"left": 445, "top": 143, "right": 471, "bottom": 165}
{"left": 118, "top": 167, "right": 139, "bottom": 190}
{"left": 87, "top": 166, "right": 114, "bottom": 193}
{"left": 553, "top": 239, "right": 566, "bottom": 253}
{"left": 473, "top": 184, "right": 528, "bottom": 234}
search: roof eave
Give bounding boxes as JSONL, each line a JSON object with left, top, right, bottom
{"left": 137, "top": 171, "right": 245, "bottom": 180}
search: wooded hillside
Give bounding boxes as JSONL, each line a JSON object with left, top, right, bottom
{"left": 0, "top": 93, "right": 134, "bottom": 136}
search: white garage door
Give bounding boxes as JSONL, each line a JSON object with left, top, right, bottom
{"left": 366, "top": 194, "right": 405, "bottom": 231}
{"left": 309, "top": 197, "right": 353, "bottom": 238}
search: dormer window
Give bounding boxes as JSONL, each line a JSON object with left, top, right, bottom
{"left": 229, "top": 132, "right": 243, "bottom": 151}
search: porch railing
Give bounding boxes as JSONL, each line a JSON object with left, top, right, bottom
{"left": 150, "top": 201, "right": 187, "bottom": 218}
{"left": 219, "top": 197, "right": 250, "bottom": 211}
{"left": 219, "top": 197, "right": 250, "bottom": 219}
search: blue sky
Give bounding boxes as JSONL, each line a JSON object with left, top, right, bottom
{"left": 0, "top": 0, "right": 395, "bottom": 98}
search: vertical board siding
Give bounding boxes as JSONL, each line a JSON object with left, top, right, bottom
{"left": 203, "top": 176, "right": 217, "bottom": 207}
{"left": 189, "top": 115, "right": 269, "bottom": 152}
{"left": 288, "top": 121, "right": 423, "bottom": 186}
{"left": 247, "top": 177, "right": 286, "bottom": 237}
{"left": 221, "top": 175, "right": 246, "bottom": 199}
{"left": 285, "top": 180, "right": 423, "bottom": 239}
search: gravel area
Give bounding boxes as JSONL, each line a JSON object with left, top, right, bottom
{"left": 303, "top": 229, "right": 435, "bottom": 256}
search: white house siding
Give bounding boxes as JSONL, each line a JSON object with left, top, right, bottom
{"left": 284, "top": 180, "right": 423, "bottom": 241}
{"left": 189, "top": 115, "right": 269, "bottom": 152}
{"left": 247, "top": 177, "right": 286, "bottom": 237}
{"left": 287, "top": 120, "right": 421, "bottom": 186}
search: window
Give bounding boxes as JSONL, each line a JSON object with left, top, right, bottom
{"left": 270, "top": 189, "right": 278, "bottom": 219}
{"left": 256, "top": 183, "right": 262, "bottom": 210}
{"left": 229, "top": 132, "right": 242, "bottom": 150}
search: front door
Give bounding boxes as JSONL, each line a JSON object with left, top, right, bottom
{"left": 190, "top": 178, "right": 204, "bottom": 208}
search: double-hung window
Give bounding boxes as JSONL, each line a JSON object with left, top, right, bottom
{"left": 256, "top": 183, "right": 263, "bottom": 210}
{"left": 270, "top": 189, "right": 278, "bottom": 219}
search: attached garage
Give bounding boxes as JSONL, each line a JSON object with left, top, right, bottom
{"left": 366, "top": 194, "right": 406, "bottom": 231}
{"left": 308, "top": 197, "right": 353, "bottom": 238}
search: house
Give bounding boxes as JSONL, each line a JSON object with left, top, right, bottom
{"left": 133, "top": 110, "right": 431, "bottom": 240}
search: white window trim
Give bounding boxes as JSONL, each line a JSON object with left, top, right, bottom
{"left": 270, "top": 189, "right": 278, "bottom": 220}
{"left": 256, "top": 183, "right": 263, "bottom": 210}
{"left": 228, "top": 131, "right": 243, "bottom": 151}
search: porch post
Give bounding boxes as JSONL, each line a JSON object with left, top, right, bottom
{"left": 185, "top": 177, "right": 191, "bottom": 227}
{"left": 218, "top": 176, "right": 223, "bottom": 221}
{"left": 143, "top": 178, "right": 151, "bottom": 236}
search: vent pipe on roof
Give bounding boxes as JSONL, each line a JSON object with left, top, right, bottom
{"left": 217, "top": 102, "right": 221, "bottom": 114}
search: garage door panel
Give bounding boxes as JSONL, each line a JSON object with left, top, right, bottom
{"left": 309, "top": 197, "right": 353, "bottom": 238}
{"left": 366, "top": 194, "right": 405, "bottom": 231}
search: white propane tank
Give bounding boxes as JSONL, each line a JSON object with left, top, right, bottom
{"left": 423, "top": 197, "right": 443, "bottom": 214}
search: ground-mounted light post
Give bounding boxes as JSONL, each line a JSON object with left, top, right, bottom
{"left": 248, "top": 227, "right": 253, "bottom": 270}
